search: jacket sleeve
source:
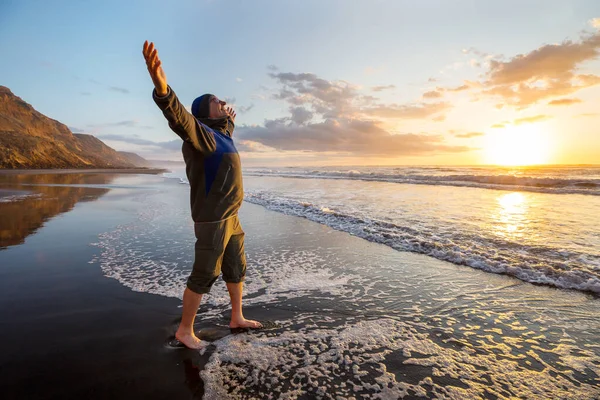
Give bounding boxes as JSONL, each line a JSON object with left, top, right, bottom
{"left": 153, "top": 86, "right": 216, "bottom": 155}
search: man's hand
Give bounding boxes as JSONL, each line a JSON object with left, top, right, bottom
{"left": 142, "top": 40, "right": 168, "bottom": 96}
{"left": 226, "top": 106, "right": 236, "bottom": 122}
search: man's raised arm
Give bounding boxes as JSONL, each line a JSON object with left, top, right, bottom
{"left": 142, "top": 41, "right": 216, "bottom": 155}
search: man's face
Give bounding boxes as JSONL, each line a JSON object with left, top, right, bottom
{"left": 208, "top": 96, "right": 228, "bottom": 119}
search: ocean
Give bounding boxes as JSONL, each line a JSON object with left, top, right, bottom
{"left": 165, "top": 165, "right": 600, "bottom": 295}
{"left": 2, "top": 168, "right": 599, "bottom": 398}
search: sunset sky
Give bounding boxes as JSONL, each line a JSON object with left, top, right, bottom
{"left": 1, "top": 0, "right": 599, "bottom": 166}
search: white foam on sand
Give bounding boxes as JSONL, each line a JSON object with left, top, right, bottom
{"left": 201, "top": 317, "right": 600, "bottom": 400}
{"left": 0, "top": 192, "right": 42, "bottom": 203}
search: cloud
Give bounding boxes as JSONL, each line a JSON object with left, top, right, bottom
{"left": 239, "top": 69, "right": 459, "bottom": 157}
{"left": 489, "top": 116, "right": 550, "bottom": 128}
{"left": 363, "top": 102, "right": 450, "bottom": 119}
{"left": 447, "top": 83, "right": 471, "bottom": 92}
{"left": 268, "top": 71, "right": 360, "bottom": 118}
{"left": 578, "top": 113, "right": 598, "bottom": 117}
{"left": 80, "top": 91, "right": 91, "bottom": 96}
{"left": 371, "top": 84, "right": 396, "bottom": 92}
{"left": 236, "top": 77, "right": 243, "bottom": 82}
{"left": 96, "top": 134, "right": 181, "bottom": 150}
{"left": 462, "top": 47, "right": 490, "bottom": 58}
{"left": 423, "top": 90, "right": 443, "bottom": 99}
{"left": 238, "top": 104, "right": 255, "bottom": 113}
{"left": 455, "top": 131, "right": 485, "bottom": 138}
{"left": 548, "top": 97, "right": 582, "bottom": 106}
{"left": 237, "top": 119, "right": 473, "bottom": 156}
{"left": 477, "top": 30, "right": 600, "bottom": 106}
{"left": 289, "top": 106, "right": 313, "bottom": 125}
{"left": 590, "top": 18, "right": 600, "bottom": 28}
{"left": 235, "top": 140, "right": 275, "bottom": 153}
{"left": 109, "top": 86, "right": 130, "bottom": 94}
{"left": 513, "top": 114, "right": 551, "bottom": 125}
{"left": 469, "top": 59, "right": 481, "bottom": 68}
{"left": 88, "top": 120, "right": 138, "bottom": 128}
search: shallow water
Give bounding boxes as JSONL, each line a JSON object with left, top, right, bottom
{"left": 89, "top": 178, "right": 600, "bottom": 399}
{"left": 242, "top": 175, "right": 600, "bottom": 296}
{"left": 164, "top": 165, "right": 600, "bottom": 295}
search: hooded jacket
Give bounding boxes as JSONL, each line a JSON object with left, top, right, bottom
{"left": 153, "top": 86, "right": 243, "bottom": 222}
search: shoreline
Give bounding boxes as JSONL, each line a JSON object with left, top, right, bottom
{"left": 0, "top": 167, "right": 169, "bottom": 175}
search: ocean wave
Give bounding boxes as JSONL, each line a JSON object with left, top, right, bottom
{"left": 244, "top": 169, "right": 600, "bottom": 195}
{"left": 244, "top": 191, "right": 600, "bottom": 295}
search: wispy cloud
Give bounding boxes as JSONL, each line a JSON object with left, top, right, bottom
{"left": 548, "top": 98, "right": 582, "bottom": 106}
{"left": 446, "top": 83, "right": 472, "bottom": 92}
{"left": 371, "top": 84, "right": 396, "bottom": 92}
{"left": 513, "top": 115, "right": 551, "bottom": 125}
{"left": 489, "top": 115, "right": 551, "bottom": 129}
{"left": 109, "top": 86, "right": 130, "bottom": 94}
{"left": 88, "top": 120, "right": 138, "bottom": 128}
{"left": 423, "top": 90, "right": 443, "bottom": 99}
{"left": 86, "top": 120, "right": 153, "bottom": 129}
{"left": 364, "top": 102, "right": 450, "bottom": 119}
{"left": 455, "top": 131, "right": 485, "bottom": 138}
{"left": 96, "top": 134, "right": 180, "bottom": 150}
{"left": 238, "top": 104, "right": 255, "bottom": 114}
{"left": 462, "top": 47, "right": 490, "bottom": 58}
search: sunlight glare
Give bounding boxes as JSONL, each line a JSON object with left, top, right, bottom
{"left": 484, "top": 124, "right": 551, "bottom": 166}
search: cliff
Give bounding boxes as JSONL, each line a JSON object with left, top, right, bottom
{"left": 0, "top": 86, "right": 148, "bottom": 169}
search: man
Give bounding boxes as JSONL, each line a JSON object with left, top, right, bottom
{"left": 142, "top": 40, "right": 261, "bottom": 349}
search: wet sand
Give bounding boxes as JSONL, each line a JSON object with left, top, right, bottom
{"left": 1, "top": 172, "right": 599, "bottom": 399}
{"left": 0, "top": 168, "right": 168, "bottom": 175}
{"left": 0, "top": 174, "right": 202, "bottom": 398}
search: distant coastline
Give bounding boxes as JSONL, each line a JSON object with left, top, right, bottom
{"left": 0, "top": 168, "right": 169, "bottom": 175}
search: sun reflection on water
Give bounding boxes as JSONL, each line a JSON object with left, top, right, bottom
{"left": 494, "top": 192, "right": 529, "bottom": 238}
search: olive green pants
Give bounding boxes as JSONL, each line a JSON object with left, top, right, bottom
{"left": 187, "top": 215, "right": 246, "bottom": 294}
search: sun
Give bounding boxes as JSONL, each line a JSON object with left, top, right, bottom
{"left": 483, "top": 124, "right": 552, "bottom": 166}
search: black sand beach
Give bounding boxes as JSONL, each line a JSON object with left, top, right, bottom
{"left": 0, "top": 172, "right": 199, "bottom": 398}
{"left": 1, "top": 172, "right": 599, "bottom": 399}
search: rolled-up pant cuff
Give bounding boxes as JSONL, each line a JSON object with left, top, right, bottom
{"left": 222, "top": 275, "right": 246, "bottom": 284}
{"left": 186, "top": 280, "right": 212, "bottom": 294}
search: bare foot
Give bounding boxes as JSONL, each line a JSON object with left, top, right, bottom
{"left": 230, "top": 317, "right": 263, "bottom": 329}
{"left": 175, "top": 331, "right": 207, "bottom": 349}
